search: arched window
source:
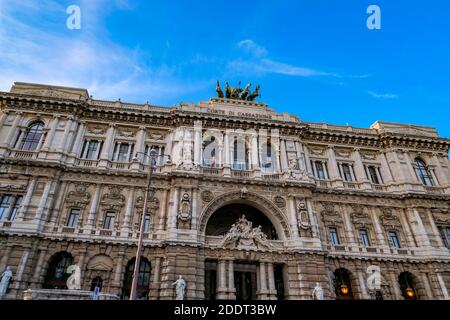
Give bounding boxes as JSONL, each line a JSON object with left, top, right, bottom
{"left": 398, "top": 272, "right": 418, "bottom": 300}
{"left": 414, "top": 158, "right": 435, "bottom": 186}
{"left": 18, "top": 121, "right": 44, "bottom": 151}
{"left": 43, "top": 252, "right": 74, "bottom": 289}
{"left": 90, "top": 276, "right": 103, "bottom": 292}
{"left": 122, "top": 258, "right": 151, "bottom": 300}
{"left": 333, "top": 268, "right": 354, "bottom": 300}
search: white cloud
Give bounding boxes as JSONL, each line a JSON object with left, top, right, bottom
{"left": 237, "top": 39, "right": 268, "bottom": 58}
{"left": 0, "top": 0, "right": 208, "bottom": 104}
{"left": 231, "top": 39, "right": 363, "bottom": 79}
{"left": 368, "top": 91, "right": 399, "bottom": 99}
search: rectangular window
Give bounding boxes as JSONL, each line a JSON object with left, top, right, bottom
{"left": 388, "top": 231, "right": 401, "bottom": 249}
{"left": 368, "top": 166, "right": 380, "bottom": 184}
{"left": 440, "top": 227, "right": 450, "bottom": 248}
{"left": 82, "top": 140, "right": 100, "bottom": 159}
{"left": 144, "top": 145, "right": 161, "bottom": 164}
{"left": 9, "top": 196, "right": 22, "bottom": 221}
{"left": 143, "top": 215, "right": 151, "bottom": 232}
{"left": 67, "top": 208, "right": 80, "bottom": 228}
{"left": 341, "top": 164, "right": 353, "bottom": 182}
{"left": 329, "top": 227, "right": 340, "bottom": 245}
{"left": 116, "top": 143, "right": 130, "bottom": 162}
{"left": 0, "top": 195, "right": 12, "bottom": 220}
{"left": 359, "top": 229, "right": 371, "bottom": 247}
{"left": 102, "top": 211, "right": 115, "bottom": 229}
{"left": 315, "top": 161, "right": 326, "bottom": 180}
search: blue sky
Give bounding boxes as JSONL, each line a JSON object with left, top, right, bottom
{"left": 0, "top": 0, "right": 449, "bottom": 137}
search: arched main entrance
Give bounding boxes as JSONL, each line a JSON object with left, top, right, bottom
{"left": 203, "top": 201, "right": 287, "bottom": 300}
{"left": 43, "top": 252, "right": 74, "bottom": 289}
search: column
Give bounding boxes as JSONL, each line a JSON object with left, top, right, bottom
{"left": 112, "top": 251, "right": 125, "bottom": 295}
{"left": 357, "top": 269, "right": 370, "bottom": 299}
{"left": 4, "top": 112, "right": 22, "bottom": 148}
{"left": 306, "top": 198, "right": 319, "bottom": 237}
{"left": 379, "top": 152, "right": 394, "bottom": 184}
{"left": 30, "top": 249, "right": 48, "bottom": 288}
{"left": 14, "top": 248, "right": 30, "bottom": 295}
{"left": 432, "top": 153, "right": 449, "bottom": 188}
{"left": 224, "top": 131, "right": 230, "bottom": 166}
{"left": 70, "top": 121, "right": 85, "bottom": 156}
{"left": 191, "top": 188, "right": 198, "bottom": 230}
{"left": 408, "top": 208, "right": 431, "bottom": 248}
{"left": 15, "top": 177, "right": 37, "bottom": 221}
{"left": 85, "top": 184, "right": 101, "bottom": 231}
{"left": 227, "top": 260, "right": 236, "bottom": 299}
{"left": 168, "top": 187, "right": 179, "bottom": 236}
{"left": 121, "top": 188, "right": 135, "bottom": 236}
{"left": 352, "top": 149, "right": 371, "bottom": 189}
{"left": 258, "top": 262, "right": 268, "bottom": 299}
{"left": 49, "top": 180, "right": 67, "bottom": 225}
{"left": 303, "top": 143, "right": 313, "bottom": 175}
{"left": 287, "top": 196, "right": 299, "bottom": 238}
{"left": 99, "top": 124, "right": 116, "bottom": 165}
{"left": 421, "top": 273, "right": 434, "bottom": 299}
{"left": 436, "top": 272, "right": 450, "bottom": 300}
{"left": 267, "top": 262, "right": 277, "bottom": 300}
{"left": 135, "top": 126, "right": 146, "bottom": 155}
{"left": 370, "top": 207, "right": 388, "bottom": 251}
{"left": 426, "top": 209, "right": 446, "bottom": 249}
{"left": 294, "top": 141, "right": 305, "bottom": 171}
{"left": 194, "top": 121, "right": 202, "bottom": 167}
{"left": 216, "top": 260, "right": 227, "bottom": 299}
{"left": 342, "top": 206, "right": 357, "bottom": 247}
{"left": 0, "top": 246, "right": 12, "bottom": 272}
{"left": 385, "top": 150, "right": 407, "bottom": 183}
{"left": 405, "top": 152, "right": 421, "bottom": 184}
{"left": 389, "top": 270, "right": 402, "bottom": 300}
{"left": 157, "top": 189, "right": 168, "bottom": 232}
{"left": 280, "top": 139, "right": 288, "bottom": 171}
{"left": 327, "top": 146, "right": 343, "bottom": 187}
{"left": 58, "top": 116, "right": 74, "bottom": 152}
{"left": 150, "top": 257, "right": 162, "bottom": 299}
{"left": 35, "top": 179, "right": 53, "bottom": 221}
{"left": 42, "top": 115, "right": 60, "bottom": 150}
{"left": 251, "top": 133, "right": 258, "bottom": 170}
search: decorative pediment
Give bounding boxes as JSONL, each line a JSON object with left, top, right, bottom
{"left": 87, "top": 125, "right": 107, "bottom": 135}
{"left": 321, "top": 202, "right": 342, "bottom": 225}
{"left": 218, "top": 215, "right": 274, "bottom": 250}
{"left": 350, "top": 205, "right": 371, "bottom": 227}
{"left": 65, "top": 183, "right": 91, "bottom": 208}
{"left": 86, "top": 255, "right": 114, "bottom": 271}
{"left": 117, "top": 127, "right": 137, "bottom": 137}
{"left": 360, "top": 150, "right": 378, "bottom": 160}
{"left": 0, "top": 184, "right": 27, "bottom": 192}
{"left": 135, "top": 195, "right": 160, "bottom": 214}
{"left": 309, "top": 146, "right": 326, "bottom": 156}
{"left": 335, "top": 148, "right": 352, "bottom": 158}
{"left": 379, "top": 207, "right": 402, "bottom": 228}
{"left": 100, "top": 186, "right": 125, "bottom": 211}
{"left": 147, "top": 131, "right": 165, "bottom": 141}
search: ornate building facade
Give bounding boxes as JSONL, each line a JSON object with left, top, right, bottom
{"left": 0, "top": 82, "right": 449, "bottom": 300}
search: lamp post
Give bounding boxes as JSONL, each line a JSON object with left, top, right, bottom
{"left": 129, "top": 149, "right": 171, "bottom": 300}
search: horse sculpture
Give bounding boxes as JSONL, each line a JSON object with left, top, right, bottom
{"left": 239, "top": 83, "right": 252, "bottom": 100}
{"left": 216, "top": 81, "right": 261, "bottom": 102}
{"left": 246, "top": 84, "right": 261, "bottom": 101}
{"left": 215, "top": 80, "right": 224, "bottom": 98}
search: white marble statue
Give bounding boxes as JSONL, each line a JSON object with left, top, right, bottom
{"left": 0, "top": 266, "right": 13, "bottom": 297}
{"left": 66, "top": 265, "right": 81, "bottom": 290}
{"left": 312, "top": 282, "right": 324, "bottom": 300}
{"left": 172, "top": 275, "right": 186, "bottom": 300}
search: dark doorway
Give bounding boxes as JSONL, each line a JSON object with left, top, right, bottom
{"left": 274, "top": 264, "right": 285, "bottom": 300}
{"left": 234, "top": 262, "right": 257, "bottom": 300}
{"left": 122, "top": 257, "right": 151, "bottom": 300}
{"left": 204, "top": 260, "right": 217, "bottom": 300}
{"left": 43, "top": 252, "right": 74, "bottom": 289}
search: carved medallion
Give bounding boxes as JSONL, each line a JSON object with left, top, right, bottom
{"left": 274, "top": 196, "right": 286, "bottom": 208}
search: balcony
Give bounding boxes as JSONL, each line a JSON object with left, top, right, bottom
{"left": 262, "top": 173, "right": 283, "bottom": 181}
{"left": 108, "top": 161, "right": 131, "bottom": 170}
{"left": 9, "top": 150, "right": 39, "bottom": 160}
{"left": 231, "top": 169, "right": 252, "bottom": 179}
{"left": 76, "top": 159, "right": 99, "bottom": 167}
{"left": 371, "top": 183, "right": 387, "bottom": 192}
{"left": 315, "top": 179, "right": 331, "bottom": 188}
{"left": 200, "top": 166, "right": 222, "bottom": 176}
{"left": 343, "top": 181, "right": 359, "bottom": 190}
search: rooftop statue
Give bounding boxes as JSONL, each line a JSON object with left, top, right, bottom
{"left": 216, "top": 81, "right": 261, "bottom": 102}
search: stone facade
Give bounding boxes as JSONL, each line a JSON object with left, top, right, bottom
{"left": 0, "top": 82, "right": 449, "bottom": 300}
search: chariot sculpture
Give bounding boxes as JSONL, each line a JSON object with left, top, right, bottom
{"left": 216, "top": 80, "right": 261, "bottom": 102}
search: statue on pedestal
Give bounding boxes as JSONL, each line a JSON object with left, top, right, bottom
{"left": 66, "top": 265, "right": 81, "bottom": 290}
{"left": 172, "top": 275, "right": 186, "bottom": 300}
{"left": 0, "top": 266, "right": 13, "bottom": 298}
{"left": 312, "top": 282, "right": 324, "bottom": 300}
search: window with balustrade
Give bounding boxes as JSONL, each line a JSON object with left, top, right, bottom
{"left": 144, "top": 145, "right": 164, "bottom": 164}
{"left": 311, "top": 160, "right": 329, "bottom": 180}
{"left": 339, "top": 163, "right": 355, "bottom": 182}
{"left": 413, "top": 158, "right": 435, "bottom": 186}
{"left": 16, "top": 121, "right": 45, "bottom": 151}
{"left": 113, "top": 142, "right": 134, "bottom": 162}
{"left": 80, "top": 139, "right": 103, "bottom": 159}
{"left": 364, "top": 165, "right": 383, "bottom": 184}
{"left": 438, "top": 227, "right": 450, "bottom": 248}
{"left": 359, "top": 229, "right": 371, "bottom": 247}
{"left": 232, "top": 137, "right": 250, "bottom": 170}
{"left": 0, "top": 194, "right": 23, "bottom": 221}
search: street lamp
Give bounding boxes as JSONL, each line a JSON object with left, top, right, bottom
{"left": 129, "top": 149, "right": 171, "bottom": 300}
